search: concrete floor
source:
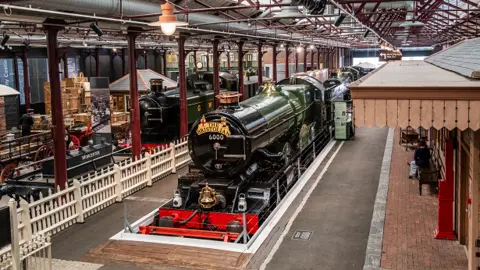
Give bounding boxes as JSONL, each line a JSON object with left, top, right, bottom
{"left": 264, "top": 127, "right": 388, "bottom": 270}
{"left": 50, "top": 167, "right": 187, "bottom": 269}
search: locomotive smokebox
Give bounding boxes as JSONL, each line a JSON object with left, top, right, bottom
{"left": 150, "top": 78, "right": 166, "bottom": 93}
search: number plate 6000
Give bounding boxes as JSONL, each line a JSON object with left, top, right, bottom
{"left": 209, "top": 134, "right": 224, "bottom": 140}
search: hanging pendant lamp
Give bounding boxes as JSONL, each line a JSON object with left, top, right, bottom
{"left": 148, "top": 1, "right": 188, "bottom": 36}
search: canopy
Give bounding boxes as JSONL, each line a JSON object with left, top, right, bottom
{"left": 109, "top": 69, "right": 177, "bottom": 93}
{"left": 0, "top": 84, "right": 20, "bottom": 97}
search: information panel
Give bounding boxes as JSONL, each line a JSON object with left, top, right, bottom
{"left": 90, "top": 77, "right": 112, "bottom": 146}
{"left": 334, "top": 102, "right": 347, "bottom": 140}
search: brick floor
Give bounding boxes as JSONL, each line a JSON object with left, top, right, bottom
{"left": 381, "top": 129, "right": 468, "bottom": 270}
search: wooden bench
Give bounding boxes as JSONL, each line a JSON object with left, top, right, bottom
{"left": 417, "top": 148, "right": 441, "bottom": 195}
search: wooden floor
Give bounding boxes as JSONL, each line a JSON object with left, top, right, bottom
{"left": 82, "top": 240, "right": 250, "bottom": 270}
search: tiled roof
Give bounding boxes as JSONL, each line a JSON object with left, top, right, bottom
{"left": 425, "top": 38, "right": 480, "bottom": 79}
{"left": 109, "top": 69, "right": 177, "bottom": 92}
{"left": 351, "top": 61, "right": 480, "bottom": 88}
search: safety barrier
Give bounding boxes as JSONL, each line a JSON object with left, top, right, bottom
{"left": 7, "top": 137, "right": 190, "bottom": 246}
{"left": 1, "top": 200, "right": 52, "bottom": 270}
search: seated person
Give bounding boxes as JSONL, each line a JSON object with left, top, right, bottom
{"left": 409, "top": 139, "right": 431, "bottom": 179}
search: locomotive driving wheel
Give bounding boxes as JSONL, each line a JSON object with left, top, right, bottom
{"left": 69, "top": 135, "right": 81, "bottom": 150}
{"left": 34, "top": 145, "right": 53, "bottom": 169}
{"left": 1, "top": 163, "right": 19, "bottom": 183}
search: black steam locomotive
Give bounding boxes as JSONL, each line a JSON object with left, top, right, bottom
{"left": 137, "top": 72, "right": 265, "bottom": 150}
{"left": 138, "top": 67, "right": 366, "bottom": 241}
{"left": 137, "top": 72, "right": 237, "bottom": 149}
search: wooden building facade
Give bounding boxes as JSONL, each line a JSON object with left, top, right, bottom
{"left": 349, "top": 39, "right": 480, "bottom": 270}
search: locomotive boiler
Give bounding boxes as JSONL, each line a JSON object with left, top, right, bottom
{"left": 139, "top": 80, "right": 330, "bottom": 239}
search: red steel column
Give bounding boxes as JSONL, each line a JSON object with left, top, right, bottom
{"left": 317, "top": 48, "right": 321, "bottom": 70}
{"left": 163, "top": 50, "right": 168, "bottom": 76}
{"left": 206, "top": 51, "right": 210, "bottom": 72}
{"left": 121, "top": 48, "right": 126, "bottom": 76}
{"left": 303, "top": 50, "right": 307, "bottom": 72}
{"left": 213, "top": 39, "right": 220, "bottom": 108}
{"left": 434, "top": 139, "right": 456, "bottom": 240}
{"left": 95, "top": 48, "right": 100, "bottom": 77}
{"left": 22, "top": 49, "right": 30, "bottom": 109}
{"left": 144, "top": 50, "right": 148, "bottom": 69}
{"left": 193, "top": 50, "right": 197, "bottom": 73}
{"left": 178, "top": 36, "right": 188, "bottom": 136}
{"left": 310, "top": 49, "right": 314, "bottom": 71}
{"left": 227, "top": 52, "right": 231, "bottom": 72}
{"left": 272, "top": 44, "right": 277, "bottom": 82}
{"left": 63, "top": 52, "right": 68, "bottom": 79}
{"left": 284, "top": 45, "right": 290, "bottom": 79}
{"left": 295, "top": 51, "right": 298, "bottom": 73}
{"left": 238, "top": 41, "right": 245, "bottom": 101}
{"left": 127, "top": 29, "right": 142, "bottom": 159}
{"left": 257, "top": 43, "right": 262, "bottom": 85}
{"left": 13, "top": 56, "right": 20, "bottom": 91}
{"left": 45, "top": 20, "right": 68, "bottom": 189}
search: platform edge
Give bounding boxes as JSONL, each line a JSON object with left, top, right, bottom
{"left": 363, "top": 128, "right": 394, "bottom": 270}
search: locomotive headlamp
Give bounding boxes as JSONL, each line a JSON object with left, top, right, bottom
{"left": 148, "top": 1, "right": 188, "bottom": 36}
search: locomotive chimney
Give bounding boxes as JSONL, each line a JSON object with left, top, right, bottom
{"left": 216, "top": 91, "right": 242, "bottom": 109}
{"left": 150, "top": 78, "right": 166, "bottom": 93}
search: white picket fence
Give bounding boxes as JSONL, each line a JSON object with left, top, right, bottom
{"left": 10, "top": 137, "right": 190, "bottom": 244}
{"left": 1, "top": 199, "right": 52, "bottom": 270}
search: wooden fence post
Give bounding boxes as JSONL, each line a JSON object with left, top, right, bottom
{"left": 9, "top": 199, "right": 21, "bottom": 270}
{"left": 170, "top": 142, "right": 176, "bottom": 173}
{"left": 72, "top": 180, "right": 85, "bottom": 223}
{"left": 145, "top": 152, "right": 153, "bottom": 186}
{"left": 19, "top": 199, "right": 32, "bottom": 241}
{"left": 114, "top": 164, "right": 123, "bottom": 202}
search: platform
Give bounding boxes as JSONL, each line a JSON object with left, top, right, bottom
{"left": 41, "top": 127, "right": 390, "bottom": 270}
{"left": 380, "top": 128, "right": 467, "bottom": 270}
{"left": 254, "top": 127, "right": 389, "bottom": 270}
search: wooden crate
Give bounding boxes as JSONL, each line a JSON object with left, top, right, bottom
{"left": 111, "top": 112, "right": 127, "bottom": 123}
{"left": 72, "top": 113, "right": 91, "bottom": 124}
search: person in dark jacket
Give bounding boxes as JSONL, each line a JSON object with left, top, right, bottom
{"left": 409, "top": 139, "right": 431, "bottom": 179}
{"left": 19, "top": 109, "right": 34, "bottom": 136}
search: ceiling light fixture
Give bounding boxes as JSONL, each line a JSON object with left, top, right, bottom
{"left": 113, "top": 47, "right": 117, "bottom": 52}
{"left": 334, "top": 13, "right": 347, "bottom": 27}
{"left": 296, "top": 46, "right": 302, "bottom": 53}
{"left": 90, "top": 22, "right": 103, "bottom": 36}
{"left": 1, "top": 34, "right": 10, "bottom": 47}
{"left": 309, "top": 44, "right": 314, "bottom": 49}
{"left": 148, "top": 1, "right": 188, "bottom": 36}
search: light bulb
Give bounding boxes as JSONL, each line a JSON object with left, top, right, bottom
{"left": 280, "top": 44, "right": 284, "bottom": 48}
{"left": 113, "top": 48, "right": 117, "bottom": 52}
{"left": 309, "top": 45, "right": 314, "bottom": 49}
{"left": 161, "top": 23, "right": 177, "bottom": 36}
{"left": 296, "top": 46, "right": 302, "bottom": 53}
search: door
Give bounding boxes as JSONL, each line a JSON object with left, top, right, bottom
{"left": 459, "top": 146, "right": 469, "bottom": 245}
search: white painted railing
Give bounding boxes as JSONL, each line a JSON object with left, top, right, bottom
{"left": 9, "top": 138, "right": 190, "bottom": 245}
{"left": 1, "top": 200, "right": 52, "bottom": 270}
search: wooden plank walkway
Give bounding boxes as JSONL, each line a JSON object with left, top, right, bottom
{"left": 82, "top": 240, "right": 250, "bottom": 270}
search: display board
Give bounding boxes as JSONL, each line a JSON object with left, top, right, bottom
{"left": 90, "top": 77, "right": 112, "bottom": 146}
{"left": 379, "top": 49, "right": 402, "bottom": 61}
